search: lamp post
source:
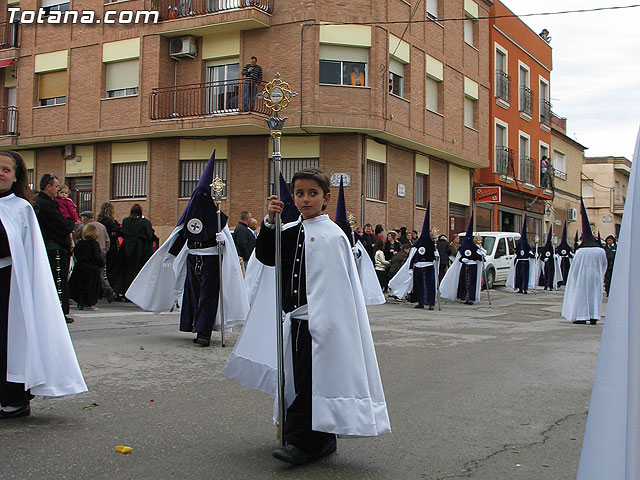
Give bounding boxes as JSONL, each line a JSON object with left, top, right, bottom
{"left": 260, "top": 73, "right": 297, "bottom": 446}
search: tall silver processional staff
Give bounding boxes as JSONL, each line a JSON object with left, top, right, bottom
{"left": 260, "top": 73, "right": 297, "bottom": 446}
{"left": 211, "top": 176, "right": 226, "bottom": 347}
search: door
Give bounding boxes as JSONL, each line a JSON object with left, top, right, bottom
{"left": 5, "top": 87, "right": 16, "bottom": 135}
{"left": 205, "top": 62, "right": 239, "bottom": 114}
{"left": 67, "top": 177, "right": 92, "bottom": 215}
{"left": 493, "top": 237, "right": 510, "bottom": 282}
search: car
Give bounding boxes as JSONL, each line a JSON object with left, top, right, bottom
{"left": 457, "top": 231, "right": 522, "bottom": 289}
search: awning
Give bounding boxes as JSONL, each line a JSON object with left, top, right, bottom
{"left": 0, "top": 59, "right": 15, "bottom": 68}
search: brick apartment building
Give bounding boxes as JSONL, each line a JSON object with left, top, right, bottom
{"left": 474, "top": 0, "right": 553, "bottom": 242}
{"left": 0, "top": 0, "right": 491, "bottom": 241}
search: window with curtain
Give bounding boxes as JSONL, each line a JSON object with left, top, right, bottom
{"left": 38, "top": 70, "right": 67, "bottom": 106}
{"left": 106, "top": 60, "right": 139, "bottom": 98}
{"left": 415, "top": 173, "right": 429, "bottom": 207}
{"left": 366, "top": 160, "right": 385, "bottom": 201}
{"left": 112, "top": 162, "right": 147, "bottom": 199}
{"left": 268, "top": 158, "right": 319, "bottom": 194}
{"left": 389, "top": 58, "right": 404, "bottom": 97}
{"left": 179, "top": 159, "right": 227, "bottom": 198}
{"left": 319, "top": 45, "right": 368, "bottom": 87}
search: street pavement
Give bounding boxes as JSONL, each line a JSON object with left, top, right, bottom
{"left": 0, "top": 286, "right": 604, "bottom": 479}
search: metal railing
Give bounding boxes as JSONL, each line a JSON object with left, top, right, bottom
{"left": 540, "top": 100, "right": 552, "bottom": 127}
{"left": 0, "top": 106, "right": 18, "bottom": 136}
{"left": 519, "top": 155, "right": 533, "bottom": 183}
{"left": 149, "top": 78, "right": 269, "bottom": 120}
{"left": 0, "top": 22, "right": 19, "bottom": 49}
{"left": 495, "top": 70, "right": 510, "bottom": 103}
{"left": 519, "top": 86, "right": 533, "bottom": 116}
{"left": 153, "top": 0, "right": 273, "bottom": 20}
{"left": 495, "top": 146, "right": 513, "bottom": 176}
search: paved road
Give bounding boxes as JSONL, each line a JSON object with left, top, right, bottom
{"left": 0, "top": 287, "right": 604, "bottom": 479}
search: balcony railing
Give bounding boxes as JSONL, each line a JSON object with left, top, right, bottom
{"left": 149, "top": 78, "right": 269, "bottom": 120}
{"left": 495, "top": 70, "right": 510, "bottom": 103}
{"left": 540, "top": 100, "right": 552, "bottom": 127}
{"left": 0, "top": 22, "right": 20, "bottom": 49}
{"left": 495, "top": 146, "right": 513, "bottom": 176}
{"left": 519, "top": 86, "right": 533, "bottom": 116}
{"left": 153, "top": 0, "right": 273, "bottom": 21}
{"left": 554, "top": 169, "right": 567, "bottom": 181}
{"left": 519, "top": 155, "right": 533, "bottom": 183}
{"left": 0, "top": 106, "right": 18, "bottom": 136}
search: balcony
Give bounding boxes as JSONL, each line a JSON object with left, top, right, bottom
{"left": 540, "top": 100, "right": 552, "bottom": 127}
{"left": 149, "top": 78, "right": 269, "bottom": 120}
{"left": 0, "top": 106, "right": 18, "bottom": 136}
{"left": 495, "top": 146, "right": 513, "bottom": 176}
{"left": 519, "top": 86, "right": 533, "bottom": 117}
{"left": 495, "top": 70, "right": 510, "bottom": 105}
{"left": 0, "top": 22, "right": 20, "bottom": 50}
{"left": 152, "top": 0, "right": 273, "bottom": 21}
{"left": 519, "top": 155, "right": 535, "bottom": 184}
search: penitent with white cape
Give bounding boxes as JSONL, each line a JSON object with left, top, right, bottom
{"left": 577, "top": 127, "right": 640, "bottom": 479}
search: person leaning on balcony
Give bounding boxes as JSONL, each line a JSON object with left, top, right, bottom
{"left": 241, "top": 56, "right": 263, "bottom": 111}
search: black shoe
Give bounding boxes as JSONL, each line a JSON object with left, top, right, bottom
{"left": 465, "top": 300, "right": 474, "bottom": 305}
{"left": 428, "top": 305, "right": 434, "bottom": 310}
{"left": 272, "top": 444, "right": 311, "bottom": 465}
{"left": 590, "top": 319, "right": 598, "bottom": 325}
{"left": 414, "top": 304, "right": 424, "bottom": 309}
{"left": 193, "top": 334, "right": 211, "bottom": 347}
{"left": 523, "top": 290, "right": 528, "bottom": 294}
{"left": 65, "top": 316, "right": 74, "bottom": 324}
{"left": 106, "top": 288, "right": 115, "bottom": 303}
{"left": 573, "top": 320, "right": 587, "bottom": 325}
{"left": 0, "top": 405, "right": 30, "bottom": 419}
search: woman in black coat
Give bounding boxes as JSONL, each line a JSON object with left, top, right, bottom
{"left": 97, "top": 201, "right": 121, "bottom": 285}
{"left": 69, "top": 223, "right": 104, "bottom": 310}
{"left": 111, "top": 204, "right": 154, "bottom": 296}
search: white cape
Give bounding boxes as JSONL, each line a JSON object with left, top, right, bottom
{"left": 0, "top": 194, "right": 87, "bottom": 397}
{"left": 354, "top": 240, "right": 386, "bottom": 305}
{"left": 126, "top": 225, "right": 248, "bottom": 329}
{"left": 561, "top": 248, "right": 606, "bottom": 322}
{"left": 223, "top": 215, "right": 390, "bottom": 437}
{"left": 439, "top": 253, "right": 483, "bottom": 301}
{"left": 388, "top": 247, "right": 439, "bottom": 300}
{"left": 577, "top": 127, "right": 640, "bottom": 479}
{"left": 506, "top": 258, "right": 537, "bottom": 291}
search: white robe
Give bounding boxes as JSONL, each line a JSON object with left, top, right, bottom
{"left": 577, "top": 127, "right": 640, "bottom": 479}
{"left": 353, "top": 240, "right": 386, "bottom": 306}
{"left": 0, "top": 194, "right": 87, "bottom": 397}
{"left": 506, "top": 258, "right": 537, "bottom": 291}
{"left": 223, "top": 215, "right": 390, "bottom": 437}
{"left": 126, "top": 225, "right": 249, "bottom": 329}
{"left": 561, "top": 247, "right": 607, "bottom": 322}
{"left": 439, "top": 252, "right": 484, "bottom": 302}
{"left": 388, "top": 247, "right": 439, "bottom": 300}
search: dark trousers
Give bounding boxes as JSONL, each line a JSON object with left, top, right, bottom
{"left": 559, "top": 257, "right": 570, "bottom": 287}
{"left": 457, "top": 263, "right": 478, "bottom": 302}
{"left": 542, "top": 260, "right": 555, "bottom": 289}
{"left": 284, "top": 319, "right": 337, "bottom": 457}
{"left": 180, "top": 254, "right": 220, "bottom": 338}
{"left": 0, "top": 265, "right": 30, "bottom": 408}
{"left": 515, "top": 260, "right": 530, "bottom": 291}
{"left": 47, "top": 248, "right": 70, "bottom": 315}
{"left": 413, "top": 265, "right": 436, "bottom": 307}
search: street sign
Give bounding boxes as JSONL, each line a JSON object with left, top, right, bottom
{"left": 475, "top": 186, "right": 502, "bottom": 203}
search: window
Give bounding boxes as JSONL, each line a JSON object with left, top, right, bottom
{"left": 464, "top": 18, "right": 476, "bottom": 47}
{"left": 553, "top": 150, "right": 566, "bottom": 174}
{"left": 582, "top": 180, "right": 594, "bottom": 198}
{"left": 426, "top": 76, "right": 441, "bottom": 113}
{"left": 540, "top": 144, "right": 549, "bottom": 163}
{"left": 206, "top": 60, "right": 239, "bottom": 113}
{"left": 38, "top": 70, "right": 66, "bottom": 106}
{"left": 495, "top": 122, "right": 509, "bottom": 174}
{"left": 27, "top": 169, "right": 35, "bottom": 190}
{"left": 112, "top": 162, "right": 147, "bottom": 199}
{"left": 366, "top": 160, "right": 385, "bottom": 201}
{"left": 416, "top": 173, "right": 429, "bottom": 207}
{"left": 495, "top": 47, "right": 509, "bottom": 102}
{"left": 464, "top": 96, "right": 475, "bottom": 128}
{"left": 319, "top": 45, "right": 368, "bottom": 87}
{"left": 268, "top": 158, "right": 319, "bottom": 195}
{"left": 106, "top": 60, "right": 139, "bottom": 98}
{"left": 519, "top": 134, "right": 530, "bottom": 182}
{"left": 179, "top": 159, "right": 227, "bottom": 198}
{"left": 539, "top": 78, "right": 550, "bottom": 126}
{"left": 41, "top": 0, "right": 69, "bottom": 14}
{"left": 426, "top": 0, "right": 438, "bottom": 20}
{"left": 519, "top": 64, "right": 532, "bottom": 115}
{"left": 389, "top": 59, "right": 404, "bottom": 97}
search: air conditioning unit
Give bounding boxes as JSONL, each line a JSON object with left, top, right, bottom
{"left": 568, "top": 208, "right": 578, "bottom": 221}
{"left": 169, "top": 36, "right": 197, "bottom": 59}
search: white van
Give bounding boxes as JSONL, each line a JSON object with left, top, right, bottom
{"left": 457, "top": 231, "right": 521, "bottom": 289}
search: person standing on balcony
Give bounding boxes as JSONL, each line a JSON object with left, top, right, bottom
{"left": 241, "top": 56, "right": 262, "bottom": 111}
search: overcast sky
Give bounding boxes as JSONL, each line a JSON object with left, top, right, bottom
{"left": 502, "top": 0, "right": 640, "bottom": 160}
